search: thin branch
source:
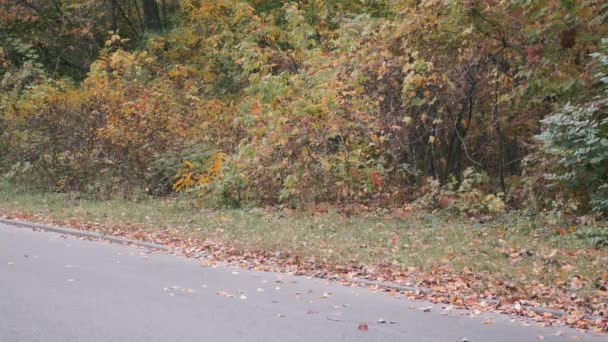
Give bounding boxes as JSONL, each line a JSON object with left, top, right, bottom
{"left": 454, "top": 124, "right": 483, "bottom": 167}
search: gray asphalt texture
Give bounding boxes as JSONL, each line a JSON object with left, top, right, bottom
{"left": 1, "top": 222, "right": 605, "bottom": 342}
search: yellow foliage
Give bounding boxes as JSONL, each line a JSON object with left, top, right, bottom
{"left": 181, "top": 0, "right": 253, "bottom": 24}
{"left": 173, "top": 153, "right": 226, "bottom": 193}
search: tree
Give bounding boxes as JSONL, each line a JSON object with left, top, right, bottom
{"left": 142, "top": 0, "right": 162, "bottom": 31}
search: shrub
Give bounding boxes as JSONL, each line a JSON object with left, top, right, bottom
{"left": 1, "top": 80, "right": 104, "bottom": 191}
{"left": 1, "top": 42, "right": 215, "bottom": 195}
{"left": 3, "top": 1, "right": 608, "bottom": 216}
{"left": 537, "top": 39, "right": 608, "bottom": 215}
{"left": 414, "top": 167, "right": 505, "bottom": 217}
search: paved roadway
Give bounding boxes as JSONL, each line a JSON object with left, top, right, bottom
{"left": 0, "top": 222, "right": 605, "bottom": 342}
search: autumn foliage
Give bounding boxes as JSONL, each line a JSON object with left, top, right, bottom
{"left": 1, "top": 0, "right": 607, "bottom": 216}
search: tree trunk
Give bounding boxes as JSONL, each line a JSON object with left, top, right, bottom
{"left": 141, "top": 0, "right": 161, "bottom": 31}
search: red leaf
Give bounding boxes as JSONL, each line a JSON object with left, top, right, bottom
{"left": 370, "top": 172, "right": 382, "bottom": 186}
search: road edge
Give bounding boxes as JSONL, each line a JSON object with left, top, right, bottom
{"left": 0, "top": 218, "right": 169, "bottom": 251}
{"left": 0, "top": 217, "right": 567, "bottom": 319}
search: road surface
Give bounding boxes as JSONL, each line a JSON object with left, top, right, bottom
{"left": 0, "top": 222, "right": 605, "bottom": 342}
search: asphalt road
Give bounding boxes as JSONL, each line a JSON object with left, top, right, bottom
{"left": 0, "top": 222, "right": 605, "bottom": 342}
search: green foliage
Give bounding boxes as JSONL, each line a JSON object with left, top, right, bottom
{"left": 537, "top": 39, "right": 608, "bottom": 214}
{"left": 557, "top": 225, "right": 608, "bottom": 248}
{"left": 0, "top": 0, "right": 177, "bottom": 80}
{"left": 198, "top": 159, "right": 251, "bottom": 208}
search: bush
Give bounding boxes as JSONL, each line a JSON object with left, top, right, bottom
{"left": 3, "top": 1, "right": 608, "bottom": 216}
{"left": 1, "top": 80, "right": 104, "bottom": 191}
{"left": 1, "top": 42, "right": 215, "bottom": 195}
{"left": 537, "top": 39, "right": 608, "bottom": 215}
{"left": 414, "top": 167, "right": 505, "bottom": 217}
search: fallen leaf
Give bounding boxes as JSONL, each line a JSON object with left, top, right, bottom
{"left": 216, "top": 290, "right": 234, "bottom": 298}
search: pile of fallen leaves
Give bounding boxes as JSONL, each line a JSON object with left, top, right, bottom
{"left": 1, "top": 210, "right": 606, "bottom": 332}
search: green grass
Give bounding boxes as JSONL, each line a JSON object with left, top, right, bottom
{"left": 1, "top": 181, "right": 606, "bottom": 304}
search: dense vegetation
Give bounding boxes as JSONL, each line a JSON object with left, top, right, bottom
{"left": 1, "top": 0, "right": 607, "bottom": 219}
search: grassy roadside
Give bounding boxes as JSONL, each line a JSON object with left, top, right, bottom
{"left": 1, "top": 181, "right": 606, "bottom": 329}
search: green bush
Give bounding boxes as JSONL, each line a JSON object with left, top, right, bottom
{"left": 537, "top": 39, "right": 608, "bottom": 215}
